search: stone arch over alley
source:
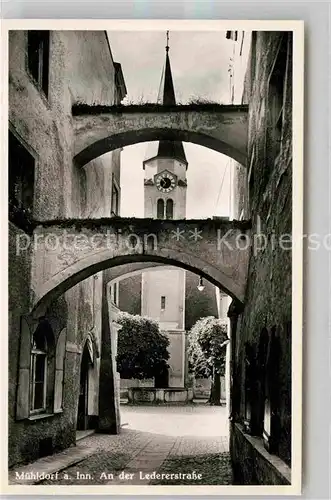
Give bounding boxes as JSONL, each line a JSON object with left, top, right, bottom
{"left": 29, "top": 217, "right": 251, "bottom": 318}
{"left": 72, "top": 104, "right": 248, "bottom": 168}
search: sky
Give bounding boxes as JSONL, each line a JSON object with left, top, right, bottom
{"left": 107, "top": 31, "right": 235, "bottom": 218}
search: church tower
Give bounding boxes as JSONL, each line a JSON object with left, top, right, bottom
{"left": 141, "top": 33, "right": 187, "bottom": 388}
{"left": 143, "top": 33, "right": 188, "bottom": 218}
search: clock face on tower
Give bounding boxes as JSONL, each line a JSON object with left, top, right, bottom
{"left": 155, "top": 171, "right": 177, "bottom": 193}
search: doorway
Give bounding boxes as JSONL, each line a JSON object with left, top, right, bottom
{"left": 77, "top": 342, "right": 91, "bottom": 431}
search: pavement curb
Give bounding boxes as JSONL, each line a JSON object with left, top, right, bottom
{"left": 9, "top": 445, "right": 96, "bottom": 485}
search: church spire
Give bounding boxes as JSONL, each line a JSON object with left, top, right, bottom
{"left": 155, "top": 31, "right": 187, "bottom": 165}
{"left": 157, "top": 30, "right": 176, "bottom": 106}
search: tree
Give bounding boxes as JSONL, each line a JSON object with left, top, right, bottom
{"left": 116, "top": 312, "right": 170, "bottom": 383}
{"left": 187, "top": 316, "right": 229, "bottom": 405}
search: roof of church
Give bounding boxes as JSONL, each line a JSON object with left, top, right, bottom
{"left": 144, "top": 36, "right": 188, "bottom": 167}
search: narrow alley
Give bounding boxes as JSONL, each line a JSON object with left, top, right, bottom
{"left": 7, "top": 26, "right": 297, "bottom": 489}
{"left": 11, "top": 405, "right": 232, "bottom": 486}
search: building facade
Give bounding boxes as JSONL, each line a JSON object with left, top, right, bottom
{"left": 8, "top": 30, "right": 126, "bottom": 467}
{"left": 226, "top": 31, "right": 293, "bottom": 484}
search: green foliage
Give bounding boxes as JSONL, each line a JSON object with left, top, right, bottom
{"left": 187, "top": 316, "right": 229, "bottom": 378}
{"left": 187, "top": 96, "right": 224, "bottom": 105}
{"left": 116, "top": 312, "right": 170, "bottom": 380}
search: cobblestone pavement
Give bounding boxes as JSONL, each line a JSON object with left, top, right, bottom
{"left": 40, "top": 404, "right": 232, "bottom": 486}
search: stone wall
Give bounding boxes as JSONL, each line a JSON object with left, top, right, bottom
{"left": 120, "top": 378, "right": 155, "bottom": 400}
{"left": 8, "top": 30, "right": 124, "bottom": 467}
{"left": 231, "top": 31, "right": 293, "bottom": 478}
{"left": 231, "top": 424, "right": 291, "bottom": 485}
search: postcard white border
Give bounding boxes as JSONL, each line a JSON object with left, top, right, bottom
{"left": 0, "top": 18, "right": 304, "bottom": 496}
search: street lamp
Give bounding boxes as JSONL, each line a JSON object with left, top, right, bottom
{"left": 197, "top": 276, "right": 205, "bottom": 292}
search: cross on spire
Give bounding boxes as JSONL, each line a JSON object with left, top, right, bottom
{"left": 166, "top": 30, "right": 169, "bottom": 52}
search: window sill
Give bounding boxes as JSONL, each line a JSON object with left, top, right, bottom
{"left": 28, "top": 413, "right": 55, "bottom": 421}
{"left": 234, "top": 423, "right": 291, "bottom": 484}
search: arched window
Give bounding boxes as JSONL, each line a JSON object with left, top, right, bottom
{"left": 28, "top": 319, "right": 55, "bottom": 415}
{"left": 166, "top": 199, "right": 174, "bottom": 219}
{"left": 17, "top": 317, "right": 57, "bottom": 420}
{"left": 157, "top": 199, "right": 165, "bottom": 219}
{"left": 30, "top": 327, "right": 48, "bottom": 413}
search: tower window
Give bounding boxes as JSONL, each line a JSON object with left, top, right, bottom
{"left": 9, "top": 130, "right": 35, "bottom": 228}
{"left": 157, "top": 199, "right": 165, "bottom": 219}
{"left": 161, "top": 296, "right": 166, "bottom": 310}
{"left": 166, "top": 199, "right": 174, "bottom": 219}
{"left": 157, "top": 198, "right": 174, "bottom": 219}
{"left": 27, "top": 31, "right": 50, "bottom": 97}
